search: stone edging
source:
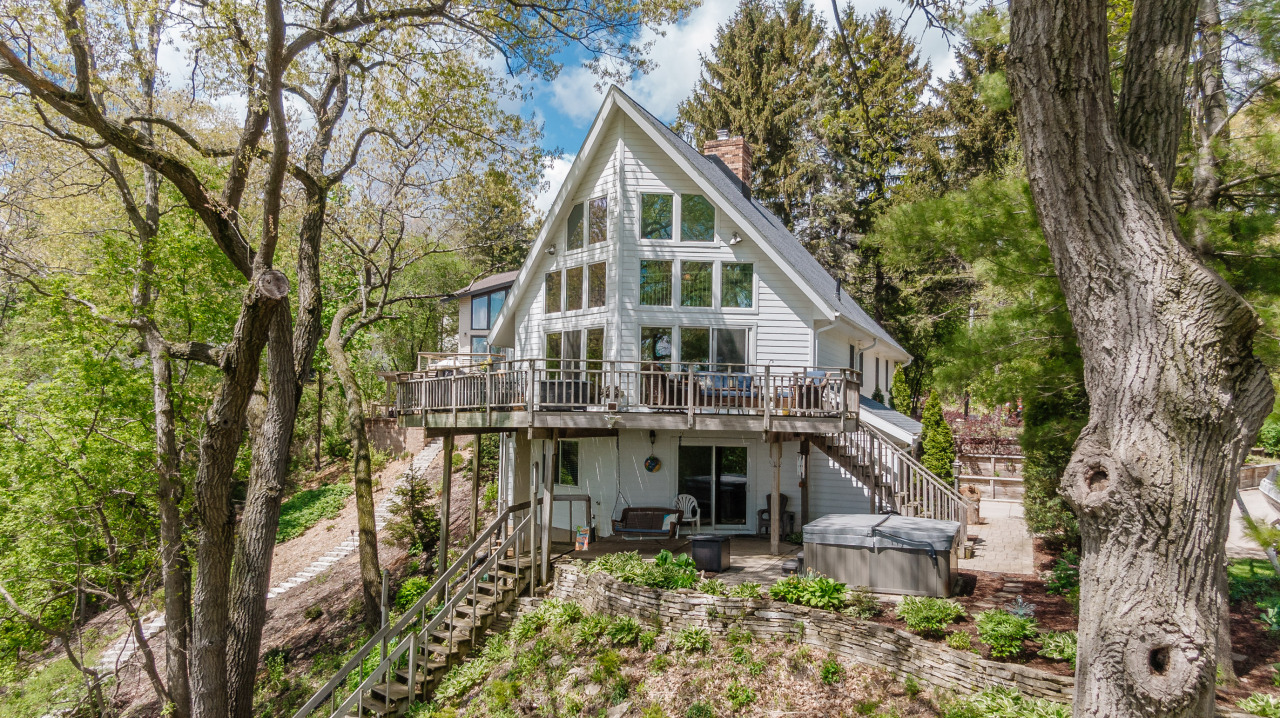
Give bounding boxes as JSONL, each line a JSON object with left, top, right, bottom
{"left": 549, "top": 564, "right": 1074, "bottom": 702}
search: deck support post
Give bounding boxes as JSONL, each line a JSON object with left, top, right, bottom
{"left": 771, "top": 438, "right": 782, "bottom": 555}
{"left": 439, "top": 432, "right": 453, "bottom": 576}
{"left": 540, "top": 432, "right": 557, "bottom": 585}
{"left": 469, "top": 434, "right": 481, "bottom": 542}
{"left": 800, "top": 438, "right": 810, "bottom": 527}
{"left": 528, "top": 442, "right": 539, "bottom": 595}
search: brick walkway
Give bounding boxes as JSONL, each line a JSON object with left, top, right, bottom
{"left": 958, "top": 501, "right": 1036, "bottom": 576}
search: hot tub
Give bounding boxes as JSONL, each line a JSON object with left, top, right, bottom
{"left": 803, "top": 514, "right": 962, "bottom": 597}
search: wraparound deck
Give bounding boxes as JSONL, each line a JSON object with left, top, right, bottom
{"left": 394, "top": 359, "right": 861, "bottom": 434}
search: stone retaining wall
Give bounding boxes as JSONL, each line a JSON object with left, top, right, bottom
{"left": 548, "top": 565, "right": 1075, "bottom": 703}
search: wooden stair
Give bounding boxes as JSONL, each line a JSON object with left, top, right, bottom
{"left": 350, "top": 556, "right": 535, "bottom": 716}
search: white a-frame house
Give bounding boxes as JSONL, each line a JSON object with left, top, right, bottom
{"left": 395, "top": 87, "right": 964, "bottom": 548}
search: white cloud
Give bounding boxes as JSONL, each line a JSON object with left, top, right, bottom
{"left": 533, "top": 154, "right": 575, "bottom": 215}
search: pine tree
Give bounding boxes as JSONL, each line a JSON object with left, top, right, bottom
{"left": 675, "top": 0, "right": 825, "bottom": 229}
{"left": 871, "top": 386, "right": 885, "bottom": 404}
{"left": 890, "top": 367, "right": 911, "bottom": 415}
{"left": 920, "top": 392, "right": 955, "bottom": 482}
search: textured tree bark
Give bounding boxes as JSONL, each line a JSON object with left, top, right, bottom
{"left": 1190, "top": 0, "right": 1228, "bottom": 256}
{"left": 189, "top": 271, "right": 288, "bottom": 718}
{"left": 326, "top": 304, "right": 383, "bottom": 634}
{"left": 1008, "top": 0, "right": 1274, "bottom": 715}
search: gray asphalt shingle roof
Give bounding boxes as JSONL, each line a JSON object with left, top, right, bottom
{"left": 613, "top": 87, "right": 908, "bottom": 357}
{"left": 860, "top": 394, "right": 923, "bottom": 438}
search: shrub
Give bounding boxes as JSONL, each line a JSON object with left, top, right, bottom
{"left": 842, "top": 587, "right": 881, "bottom": 619}
{"left": 769, "top": 570, "right": 847, "bottom": 610}
{"left": 481, "top": 481, "right": 499, "bottom": 510}
{"left": 574, "top": 613, "right": 611, "bottom": 645}
{"left": 585, "top": 550, "right": 698, "bottom": 590}
{"left": 277, "top": 483, "right": 353, "bottom": 543}
{"left": 946, "top": 631, "right": 973, "bottom": 651}
{"left": 671, "top": 626, "right": 711, "bottom": 653}
{"left": 976, "top": 609, "right": 1038, "bottom": 658}
{"left": 685, "top": 702, "right": 714, "bottom": 718}
{"left": 638, "top": 629, "right": 659, "bottom": 652}
{"left": 606, "top": 616, "right": 643, "bottom": 646}
{"left": 783, "top": 531, "right": 804, "bottom": 545}
{"left": 695, "top": 578, "right": 727, "bottom": 596}
{"left": 544, "top": 598, "right": 584, "bottom": 628}
{"left": 895, "top": 596, "right": 966, "bottom": 638}
{"left": 903, "top": 675, "right": 922, "bottom": 699}
{"left": 725, "top": 681, "right": 757, "bottom": 709}
{"left": 1044, "top": 551, "right": 1079, "bottom": 603}
{"left": 726, "top": 626, "right": 753, "bottom": 646}
{"left": 921, "top": 391, "right": 955, "bottom": 481}
{"left": 591, "top": 649, "right": 622, "bottom": 683}
{"left": 1229, "top": 559, "right": 1280, "bottom": 604}
{"left": 1242, "top": 692, "right": 1280, "bottom": 718}
{"left": 395, "top": 576, "right": 434, "bottom": 611}
{"left": 1260, "top": 417, "right": 1280, "bottom": 456}
{"left": 1037, "top": 631, "right": 1077, "bottom": 667}
{"left": 728, "top": 582, "right": 762, "bottom": 599}
{"left": 820, "top": 657, "right": 845, "bottom": 685}
{"left": 303, "top": 605, "right": 323, "bottom": 621}
{"left": 641, "top": 706, "right": 670, "bottom": 718}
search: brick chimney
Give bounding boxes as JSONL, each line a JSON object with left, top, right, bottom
{"left": 702, "top": 129, "right": 752, "bottom": 191}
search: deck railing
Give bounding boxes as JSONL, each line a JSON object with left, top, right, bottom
{"left": 396, "top": 359, "right": 860, "bottom": 422}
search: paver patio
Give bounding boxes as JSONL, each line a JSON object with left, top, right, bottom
{"left": 958, "top": 500, "right": 1036, "bottom": 576}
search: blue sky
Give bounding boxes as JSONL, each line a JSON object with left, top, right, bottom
{"left": 525, "top": 0, "right": 962, "bottom": 212}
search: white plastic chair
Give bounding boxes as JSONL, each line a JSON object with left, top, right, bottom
{"left": 674, "top": 494, "right": 701, "bottom": 537}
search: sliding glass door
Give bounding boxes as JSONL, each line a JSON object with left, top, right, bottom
{"left": 677, "top": 445, "right": 748, "bottom": 528}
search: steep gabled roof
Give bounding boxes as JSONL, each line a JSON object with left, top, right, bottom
{"left": 491, "top": 86, "right": 908, "bottom": 360}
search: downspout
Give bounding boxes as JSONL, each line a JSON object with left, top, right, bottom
{"left": 811, "top": 316, "right": 840, "bottom": 366}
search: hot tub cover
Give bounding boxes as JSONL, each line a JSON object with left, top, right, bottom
{"left": 803, "top": 514, "right": 961, "bottom": 552}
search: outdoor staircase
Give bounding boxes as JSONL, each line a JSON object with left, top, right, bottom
{"left": 294, "top": 502, "right": 540, "bottom": 718}
{"left": 812, "top": 423, "right": 972, "bottom": 537}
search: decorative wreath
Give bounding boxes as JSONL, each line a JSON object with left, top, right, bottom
{"left": 644, "top": 455, "right": 661, "bottom": 473}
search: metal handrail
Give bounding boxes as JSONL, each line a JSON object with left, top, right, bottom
{"left": 292, "top": 500, "right": 538, "bottom": 718}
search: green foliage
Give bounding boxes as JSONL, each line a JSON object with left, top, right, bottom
{"left": 725, "top": 681, "right": 757, "bottom": 709}
{"left": 694, "top": 578, "right": 727, "bottom": 596}
{"left": 1037, "top": 631, "right": 1077, "bottom": 667}
{"left": 1228, "top": 559, "right": 1280, "bottom": 604}
{"left": 642, "top": 706, "right": 670, "bottom": 718}
{"left": 920, "top": 392, "right": 956, "bottom": 481}
{"left": 940, "top": 687, "right": 1070, "bottom": 718}
{"left": 946, "top": 631, "right": 973, "bottom": 651}
{"left": 1044, "top": 552, "right": 1080, "bottom": 603}
{"left": 890, "top": 368, "right": 913, "bottom": 415}
{"left": 820, "top": 657, "right": 845, "bottom": 685}
{"left": 842, "top": 587, "right": 882, "bottom": 619}
{"left": 903, "top": 675, "right": 922, "bottom": 698}
{"left": 726, "top": 626, "right": 754, "bottom": 646}
{"left": 1241, "top": 693, "right": 1280, "bottom": 718}
{"left": 605, "top": 616, "right": 643, "bottom": 646}
{"left": 591, "top": 649, "right": 622, "bottom": 683}
{"left": 304, "top": 605, "right": 323, "bottom": 621}
{"left": 976, "top": 610, "right": 1038, "bottom": 658}
{"left": 895, "top": 596, "right": 966, "bottom": 638}
{"left": 871, "top": 386, "right": 885, "bottom": 404}
{"left": 584, "top": 550, "right": 698, "bottom": 590}
{"left": 395, "top": 576, "right": 434, "bottom": 611}
{"left": 1260, "top": 417, "right": 1280, "bottom": 456}
{"left": 276, "top": 483, "right": 353, "bottom": 543}
{"left": 728, "top": 582, "right": 763, "bottom": 599}
{"left": 638, "top": 629, "right": 659, "bottom": 652}
{"left": 574, "top": 613, "right": 612, "bottom": 645}
{"left": 769, "top": 570, "right": 847, "bottom": 610}
{"left": 670, "top": 626, "right": 711, "bottom": 653}
{"left": 387, "top": 472, "right": 442, "bottom": 563}
{"left": 685, "top": 702, "right": 714, "bottom": 718}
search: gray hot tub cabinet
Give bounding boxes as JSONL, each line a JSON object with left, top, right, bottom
{"left": 803, "top": 514, "right": 962, "bottom": 597}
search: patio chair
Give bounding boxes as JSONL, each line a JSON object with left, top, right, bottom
{"left": 674, "top": 494, "right": 702, "bottom": 537}
{"left": 756, "top": 494, "right": 796, "bottom": 538}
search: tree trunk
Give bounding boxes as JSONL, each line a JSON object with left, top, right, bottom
{"left": 1190, "top": 0, "right": 1228, "bottom": 256}
{"left": 189, "top": 271, "right": 288, "bottom": 718}
{"left": 326, "top": 305, "right": 383, "bottom": 634}
{"left": 1007, "top": 1, "right": 1273, "bottom": 715}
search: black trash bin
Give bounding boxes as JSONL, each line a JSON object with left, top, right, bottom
{"left": 690, "top": 534, "right": 731, "bottom": 573}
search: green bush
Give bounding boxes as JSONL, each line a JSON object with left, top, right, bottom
{"left": 842, "top": 587, "right": 881, "bottom": 619}
{"left": 1240, "top": 692, "right": 1280, "bottom": 718}
{"left": 728, "top": 582, "right": 762, "bottom": 599}
{"left": 920, "top": 391, "right": 955, "bottom": 481}
{"left": 941, "top": 687, "right": 1070, "bottom": 718}
{"left": 685, "top": 702, "right": 714, "bottom": 718}
{"left": 1259, "top": 416, "right": 1280, "bottom": 456}
{"left": 276, "top": 483, "right": 353, "bottom": 543}
{"left": 1044, "top": 552, "right": 1079, "bottom": 603}
{"left": 606, "top": 616, "right": 643, "bottom": 646}
{"left": 671, "top": 626, "right": 711, "bottom": 653}
{"left": 820, "top": 657, "right": 845, "bottom": 685}
{"left": 303, "top": 605, "right": 323, "bottom": 621}
{"left": 695, "top": 578, "right": 727, "bottom": 596}
{"left": 591, "top": 649, "right": 622, "bottom": 683}
{"left": 895, "top": 596, "right": 966, "bottom": 638}
{"left": 394, "top": 576, "right": 433, "bottom": 611}
{"left": 1228, "top": 559, "right": 1280, "bottom": 604}
{"left": 769, "top": 570, "right": 847, "bottom": 610}
{"left": 585, "top": 550, "right": 698, "bottom": 590}
{"left": 1037, "top": 631, "right": 1076, "bottom": 667}
{"left": 725, "top": 681, "right": 757, "bottom": 709}
{"left": 544, "top": 598, "right": 584, "bottom": 628}
{"left": 946, "top": 631, "right": 973, "bottom": 651}
{"left": 976, "top": 609, "right": 1038, "bottom": 658}
{"left": 638, "top": 629, "right": 659, "bottom": 652}
{"left": 574, "top": 613, "right": 611, "bottom": 645}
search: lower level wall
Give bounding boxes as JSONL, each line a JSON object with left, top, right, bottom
{"left": 549, "top": 564, "right": 1074, "bottom": 703}
{"left": 365, "top": 418, "right": 425, "bottom": 456}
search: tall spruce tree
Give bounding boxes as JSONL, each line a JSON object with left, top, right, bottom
{"left": 675, "top": 0, "right": 824, "bottom": 229}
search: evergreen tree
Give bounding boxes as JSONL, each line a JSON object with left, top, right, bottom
{"left": 920, "top": 391, "right": 956, "bottom": 482}
{"left": 675, "top": 0, "right": 825, "bottom": 229}
{"left": 871, "top": 386, "right": 885, "bottom": 404}
{"left": 890, "top": 367, "right": 911, "bottom": 415}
